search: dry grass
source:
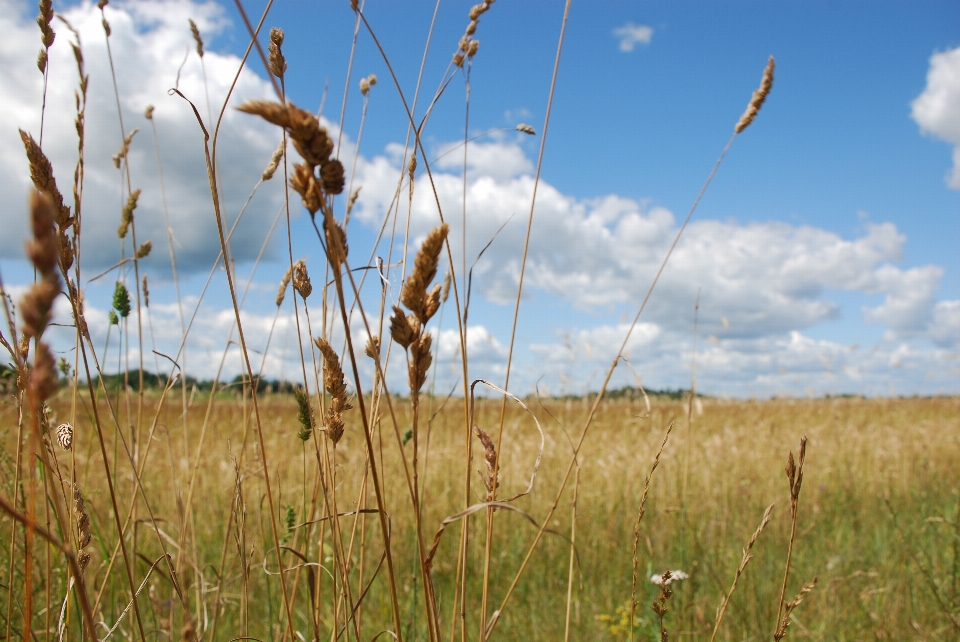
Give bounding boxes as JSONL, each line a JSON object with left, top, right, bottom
{"left": 2, "top": 3, "right": 957, "bottom": 641}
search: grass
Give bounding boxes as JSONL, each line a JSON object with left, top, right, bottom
{"left": 2, "top": 1, "right": 958, "bottom": 640}
{"left": 2, "top": 392, "right": 958, "bottom": 639}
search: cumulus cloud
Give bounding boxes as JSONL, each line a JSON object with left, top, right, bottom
{"left": 911, "top": 46, "right": 960, "bottom": 189}
{"left": 612, "top": 22, "right": 653, "bottom": 52}
{"left": 0, "top": 0, "right": 285, "bottom": 273}
{"left": 352, "top": 147, "right": 951, "bottom": 342}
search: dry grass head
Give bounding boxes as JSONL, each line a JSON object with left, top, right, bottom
{"left": 261, "top": 139, "right": 285, "bottom": 182}
{"left": 735, "top": 56, "right": 774, "bottom": 134}
{"left": 268, "top": 27, "right": 286, "bottom": 79}
{"left": 188, "top": 18, "right": 203, "bottom": 58}
{"left": 314, "top": 337, "right": 353, "bottom": 444}
{"left": 292, "top": 259, "right": 312, "bottom": 299}
{"left": 474, "top": 425, "right": 498, "bottom": 499}
{"left": 400, "top": 223, "right": 448, "bottom": 323}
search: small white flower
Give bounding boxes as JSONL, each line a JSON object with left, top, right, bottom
{"left": 650, "top": 570, "right": 689, "bottom": 586}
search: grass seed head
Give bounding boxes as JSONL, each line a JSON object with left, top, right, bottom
{"left": 292, "top": 259, "right": 312, "bottom": 299}
{"left": 262, "top": 139, "right": 285, "bottom": 181}
{"left": 276, "top": 265, "right": 293, "bottom": 306}
{"left": 735, "top": 56, "right": 774, "bottom": 134}
{"left": 268, "top": 27, "right": 286, "bottom": 79}
{"left": 189, "top": 18, "right": 203, "bottom": 57}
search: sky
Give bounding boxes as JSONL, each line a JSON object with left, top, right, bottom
{"left": 1, "top": 0, "right": 958, "bottom": 398}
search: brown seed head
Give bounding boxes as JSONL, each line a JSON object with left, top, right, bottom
{"left": 26, "top": 190, "right": 59, "bottom": 276}
{"left": 364, "top": 334, "right": 380, "bottom": 360}
{"left": 20, "top": 130, "right": 70, "bottom": 227}
{"left": 453, "top": 52, "right": 465, "bottom": 67}
{"left": 292, "top": 259, "right": 312, "bottom": 298}
{"left": 142, "top": 274, "right": 149, "bottom": 307}
{"left": 315, "top": 337, "right": 352, "bottom": 444}
{"left": 30, "top": 342, "right": 59, "bottom": 402}
{"left": 467, "top": 39, "right": 479, "bottom": 57}
{"left": 144, "top": 104, "right": 154, "bottom": 120}
{"left": 401, "top": 224, "right": 449, "bottom": 322}
{"left": 37, "top": 49, "right": 47, "bottom": 74}
{"left": 424, "top": 282, "right": 442, "bottom": 321}
{"left": 389, "top": 306, "right": 416, "bottom": 349}
{"left": 289, "top": 162, "right": 321, "bottom": 214}
{"left": 735, "top": 56, "right": 774, "bottom": 134}
{"left": 320, "top": 159, "right": 345, "bottom": 195}
{"left": 408, "top": 332, "right": 433, "bottom": 393}
{"left": 474, "top": 425, "right": 498, "bottom": 497}
{"left": 516, "top": 123, "right": 535, "bottom": 135}
{"left": 268, "top": 27, "right": 286, "bottom": 79}
{"left": 323, "top": 208, "right": 348, "bottom": 267}
{"left": 38, "top": 0, "right": 56, "bottom": 49}
{"left": 188, "top": 19, "right": 203, "bottom": 57}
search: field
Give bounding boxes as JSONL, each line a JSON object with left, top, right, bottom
{"left": 2, "top": 1, "right": 959, "bottom": 640}
{"left": 2, "top": 390, "right": 958, "bottom": 640}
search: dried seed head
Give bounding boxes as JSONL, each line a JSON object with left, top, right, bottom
{"left": 142, "top": 274, "right": 149, "bottom": 307}
{"left": 189, "top": 19, "right": 203, "bottom": 57}
{"left": 20, "top": 279, "right": 58, "bottom": 340}
{"left": 466, "top": 20, "right": 478, "bottom": 36}
{"left": 359, "top": 77, "right": 370, "bottom": 95}
{"left": 290, "top": 162, "right": 322, "bottom": 214}
{"left": 367, "top": 74, "right": 377, "bottom": 87}
{"left": 262, "top": 139, "right": 285, "bottom": 181}
{"left": 136, "top": 240, "right": 152, "bottom": 259}
{"left": 401, "top": 224, "right": 449, "bottom": 322}
{"left": 346, "top": 186, "right": 362, "bottom": 219}
{"left": 20, "top": 130, "right": 70, "bottom": 228}
{"left": 516, "top": 123, "right": 535, "bottom": 135}
{"left": 78, "top": 550, "right": 91, "bottom": 570}
{"left": 389, "top": 306, "right": 415, "bottom": 349}
{"left": 268, "top": 27, "right": 286, "bottom": 79}
{"left": 314, "top": 337, "right": 352, "bottom": 444}
{"left": 441, "top": 271, "right": 451, "bottom": 303}
{"left": 68, "top": 279, "right": 89, "bottom": 340}
{"left": 38, "top": 0, "right": 56, "bottom": 49}
{"left": 408, "top": 332, "right": 433, "bottom": 394}
{"left": 144, "top": 104, "right": 154, "bottom": 120}
{"left": 112, "top": 128, "right": 139, "bottom": 169}
{"left": 424, "top": 282, "right": 442, "bottom": 321}
{"left": 735, "top": 56, "right": 774, "bottom": 134}
{"left": 292, "top": 259, "right": 312, "bottom": 299}
{"left": 320, "top": 159, "right": 345, "bottom": 195}
{"left": 364, "top": 334, "right": 380, "bottom": 360}
{"left": 57, "top": 423, "right": 73, "bottom": 450}
{"left": 37, "top": 49, "right": 47, "bottom": 74}
{"left": 238, "top": 100, "right": 334, "bottom": 167}
{"left": 30, "top": 342, "right": 59, "bottom": 402}
{"left": 453, "top": 52, "right": 465, "bottom": 67}
{"left": 117, "top": 189, "right": 140, "bottom": 238}
{"left": 474, "top": 425, "right": 498, "bottom": 497}
{"left": 467, "top": 39, "right": 479, "bottom": 57}
{"left": 323, "top": 208, "right": 348, "bottom": 267}
{"left": 276, "top": 265, "right": 293, "bottom": 306}
{"left": 26, "top": 190, "right": 59, "bottom": 276}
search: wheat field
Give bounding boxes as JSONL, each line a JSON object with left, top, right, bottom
{"left": 2, "top": 1, "right": 958, "bottom": 640}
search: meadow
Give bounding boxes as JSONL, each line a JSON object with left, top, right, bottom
{"left": 2, "top": 0, "right": 959, "bottom": 640}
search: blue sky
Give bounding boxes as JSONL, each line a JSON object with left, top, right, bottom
{"left": 1, "top": 0, "right": 958, "bottom": 397}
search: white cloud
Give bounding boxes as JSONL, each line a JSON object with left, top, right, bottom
{"left": 612, "top": 22, "right": 653, "bottom": 52}
{"left": 0, "top": 0, "right": 285, "bottom": 273}
{"left": 911, "top": 46, "right": 960, "bottom": 189}
{"left": 434, "top": 140, "right": 534, "bottom": 181}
